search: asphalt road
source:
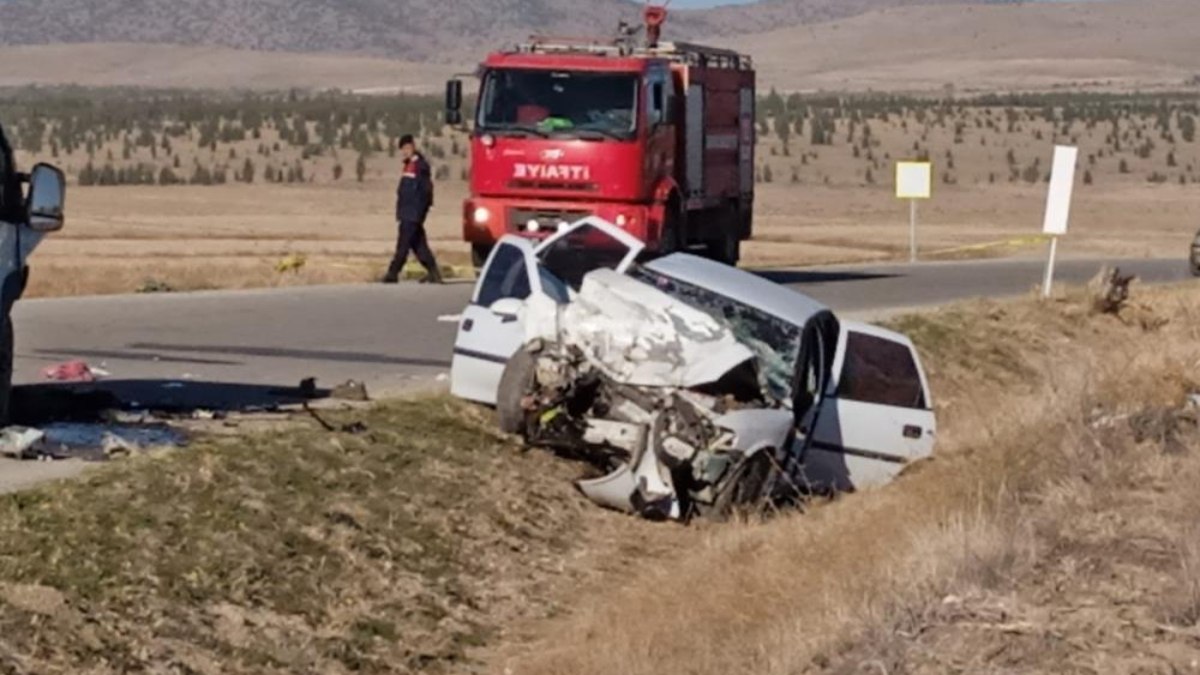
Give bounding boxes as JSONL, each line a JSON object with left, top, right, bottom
{"left": 13, "top": 256, "right": 1194, "bottom": 410}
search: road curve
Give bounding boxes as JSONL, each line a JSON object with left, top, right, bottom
{"left": 13, "top": 256, "right": 1193, "bottom": 407}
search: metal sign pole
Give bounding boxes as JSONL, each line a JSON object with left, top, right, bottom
{"left": 1042, "top": 235, "right": 1059, "bottom": 299}
{"left": 909, "top": 198, "right": 918, "bottom": 263}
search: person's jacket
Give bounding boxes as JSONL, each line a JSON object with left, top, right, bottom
{"left": 396, "top": 153, "right": 434, "bottom": 223}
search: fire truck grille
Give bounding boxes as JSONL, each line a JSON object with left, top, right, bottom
{"left": 508, "top": 207, "right": 592, "bottom": 233}
{"left": 508, "top": 180, "right": 598, "bottom": 192}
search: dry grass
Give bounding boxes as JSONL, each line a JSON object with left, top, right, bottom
{"left": 491, "top": 282, "right": 1200, "bottom": 674}
{"left": 0, "top": 397, "right": 595, "bottom": 674}
{"left": 0, "top": 280, "right": 1197, "bottom": 673}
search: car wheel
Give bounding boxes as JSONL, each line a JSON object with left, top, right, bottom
{"left": 496, "top": 347, "right": 537, "bottom": 436}
{"left": 704, "top": 450, "right": 775, "bottom": 521}
{"left": 471, "top": 244, "right": 493, "bottom": 271}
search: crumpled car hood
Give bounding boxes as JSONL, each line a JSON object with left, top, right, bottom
{"left": 560, "top": 268, "right": 756, "bottom": 388}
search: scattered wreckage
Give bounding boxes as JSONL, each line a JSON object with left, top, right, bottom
{"left": 450, "top": 217, "right": 936, "bottom": 521}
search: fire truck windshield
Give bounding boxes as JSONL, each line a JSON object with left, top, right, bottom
{"left": 478, "top": 69, "right": 639, "bottom": 140}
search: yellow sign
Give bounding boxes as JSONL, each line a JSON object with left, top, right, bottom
{"left": 896, "top": 161, "right": 933, "bottom": 200}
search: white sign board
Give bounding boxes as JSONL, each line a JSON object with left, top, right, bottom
{"left": 896, "top": 162, "right": 932, "bottom": 200}
{"left": 1042, "top": 146, "right": 1078, "bottom": 236}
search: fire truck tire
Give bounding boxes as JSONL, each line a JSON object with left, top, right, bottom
{"left": 659, "top": 198, "right": 684, "bottom": 255}
{"left": 471, "top": 244, "right": 493, "bottom": 270}
{"left": 708, "top": 229, "right": 741, "bottom": 266}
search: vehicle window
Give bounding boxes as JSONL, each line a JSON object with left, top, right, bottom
{"left": 538, "top": 264, "right": 571, "bottom": 304}
{"left": 477, "top": 244, "right": 531, "bottom": 307}
{"left": 630, "top": 267, "right": 801, "bottom": 402}
{"left": 539, "top": 224, "right": 632, "bottom": 290}
{"left": 649, "top": 81, "right": 664, "bottom": 127}
{"left": 838, "top": 332, "right": 926, "bottom": 409}
{"left": 478, "top": 69, "right": 639, "bottom": 140}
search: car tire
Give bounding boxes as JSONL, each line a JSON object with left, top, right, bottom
{"left": 496, "top": 347, "right": 537, "bottom": 436}
{"left": 471, "top": 244, "right": 493, "bottom": 271}
{"left": 0, "top": 316, "right": 13, "bottom": 426}
{"left": 704, "top": 450, "right": 775, "bottom": 521}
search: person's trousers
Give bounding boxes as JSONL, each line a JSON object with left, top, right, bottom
{"left": 385, "top": 219, "right": 439, "bottom": 280}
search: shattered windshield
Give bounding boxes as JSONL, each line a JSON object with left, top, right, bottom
{"left": 478, "top": 69, "right": 639, "bottom": 140}
{"left": 630, "top": 268, "right": 802, "bottom": 402}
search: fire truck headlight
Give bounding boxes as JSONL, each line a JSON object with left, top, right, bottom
{"left": 473, "top": 207, "right": 491, "bottom": 225}
{"left": 615, "top": 214, "right": 629, "bottom": 228}
{"left": 525, "top": 219, "right": 540, "bottom": 232}
{"left": 556, "top": 221, "right": 569, "bottom": 232}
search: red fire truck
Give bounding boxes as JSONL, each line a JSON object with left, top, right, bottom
{"left": 445, "top": 5, "right": 756, "bottom": 268}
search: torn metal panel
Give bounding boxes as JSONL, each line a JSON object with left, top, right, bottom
{"left": 561, "top": 268, "right": 756, "bottom": 388}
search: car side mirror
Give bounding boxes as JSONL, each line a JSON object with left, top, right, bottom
{"left": 445, "top": 79, "right": 463, "bottom": 126}
{"left": 490, "top": 297, "right": 524, "bottom": 322}
{"left": 27, "top": 163, "right": 65, "bottom": 232}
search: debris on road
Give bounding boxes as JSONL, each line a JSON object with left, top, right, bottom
{"left": 0, "top": 423, "right": 185, "bottom": 461}
{"left": 41, "top": 360, "right": 97, "bottom": 383}
{"left": 0, "top": 427, "right": 46, "bottom": 459}
{"left": 331, "top": 380, "right": 369, "bottom": 402}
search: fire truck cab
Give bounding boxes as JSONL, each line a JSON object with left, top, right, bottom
{"left": 447, "top": 5, "right": 755, "bottom": 268}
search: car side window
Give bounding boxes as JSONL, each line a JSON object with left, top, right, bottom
{"left": 837, "top": 332, "right": 926, "bottom": 409}
{"left": 476, "top": 244, "right": 531, "bottom": 307}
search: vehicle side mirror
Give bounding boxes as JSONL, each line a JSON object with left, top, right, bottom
{"left": 27, "top": 163, "right": 65, "bottom": 232}
{"left": 445, "top": 79, "right": 464, "bottom": 126}
{"left": 490, "top": 297, "right": 524, "bottom": 322}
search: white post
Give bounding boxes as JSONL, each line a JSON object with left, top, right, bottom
{"left": 1042, "top": 236, "right": 1059, "bottom": 299}
{"left": 909, "top": 198, "right": 918, "bottom": 263}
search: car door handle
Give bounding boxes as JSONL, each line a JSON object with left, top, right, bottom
{"left": 493, "top": 312, "right": 518, "bottom": 323}
{"left": 903, "top": 425, "right": 922, "bottom": 440}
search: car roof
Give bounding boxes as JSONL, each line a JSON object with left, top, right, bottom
{"left": 641, "top": 253, "right": 829, "bottom": 326}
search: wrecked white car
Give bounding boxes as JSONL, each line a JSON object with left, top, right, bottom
{"left": 450, "top": 218, "right": 935, "bottom": 520}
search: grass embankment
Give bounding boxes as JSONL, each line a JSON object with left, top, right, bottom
{"left": 0, "top": 401, "right": 590, "bottom": 674}
{"left": 498, "top": 281, "right": 1200, "bottom": 674}
{"left": 0, "top": 280, "right": 1197, "bottom": 673}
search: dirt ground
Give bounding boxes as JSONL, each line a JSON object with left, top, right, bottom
{"left": 15, "top": 93, "right": 1199, "bottom": 297}
{"left": 25, "top": 177, "right": 1196, "bottom": 298}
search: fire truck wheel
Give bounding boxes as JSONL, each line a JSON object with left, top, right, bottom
{"left": 708, "top": 230, "right": 741, "bottom": 266}
{"left": 660, "top": 203, "right": 683, "bottom": 255}
{"left": 471, "top": 244, "right": 493, "bottom": 270}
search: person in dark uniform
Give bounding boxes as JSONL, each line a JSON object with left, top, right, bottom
{"left": 383, "top": 134, "right": 442, "bottom": 284}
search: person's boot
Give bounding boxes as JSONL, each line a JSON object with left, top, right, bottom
{"left": 419, "top": 267, "right": 445, "bottom": 285}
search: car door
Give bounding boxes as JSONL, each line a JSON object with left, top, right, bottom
{"left": 803, "top": 321, "right": 936, "bottom": 492}
{"left": 450, "top": 238, "right": 542, "bottom": 404}
{"left": 535, "top": 216, "right": 645, "bottom": 289}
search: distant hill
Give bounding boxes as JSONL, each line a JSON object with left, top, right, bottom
{"left": 0, "top": 0, "right": 979, "bottom": 61}
{"left": 0, "top": 0, "right": 1194, "bottom": 93}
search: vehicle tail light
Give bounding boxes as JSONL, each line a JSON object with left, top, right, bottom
{"left": 481, "top": 134, "right": 496, "bottom": 148}
{"left": 615, "top": 214, "right": 628, "bottom": 228}
{"left": 473, "top": 207, "right": 491, "bottom": 224}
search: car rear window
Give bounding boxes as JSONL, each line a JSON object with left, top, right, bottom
{"left": 838, "top": 331, "right": 926, "bottom": 409}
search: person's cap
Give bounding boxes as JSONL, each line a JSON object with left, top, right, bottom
{"left": 399, "top": 134, "right": 415, "bottom": 147}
